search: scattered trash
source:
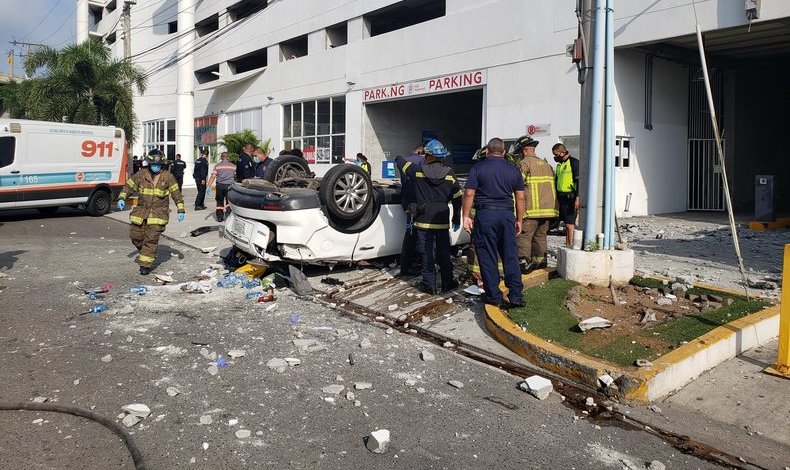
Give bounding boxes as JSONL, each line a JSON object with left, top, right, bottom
{"left": 81, "top": 304, "right": 107, "bottom": 316}
{"left": 180, "top": 281, "right": 212, "bottom": 294}
{"left": 122, "top": 404, "right": 151, "bottom": 418}
{"left": 289, "top": 315, "right": 301, "bottom": 325}
{"left": 216, "top": 273, "right": 246, "bottom": 288}
{"left": 130, "top": 285, "right": 149, "bottom": 295}
{"left": 241, "top": 279, "right": 261, "bottom": 289}
{"left": 228, "top": 349, "right": 246, "bottom": 359}
{"left": 215, "top": 357, "right": 229, "bottom": 367}
{"left": 578, "top": 317, "right": 613, "bottom": 332}
{"left": 635, "top": 359, "right": 653, "bottom": 367}
{"left": 366, "top": 429, "right": 391, "bottom": 454}
{"left": 420, "top": 350, "right": 435, "bottom": 362}
{"left": 448, "top": 380, "right": 464, "bottom": 389}
{"left": 463, "top": 285, "right": 484, "bottom": 296}
{"left": 154, "top": 274, "right": 176, "bottom": 284}
{"left": 519, "top": 375, "right": 553, "bottom": 400}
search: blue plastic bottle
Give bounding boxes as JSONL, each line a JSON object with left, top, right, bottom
{"left": 242, "top": 279, "right": 260, "bottom": 289}
{"left": 86, "top": 304, "right": 107, "bottom": 315}
{"left": 130, "top": 286, "right": 148, "bottom": 294}
{"left": 245, "top": 290, "right": 262, "bottom": 300}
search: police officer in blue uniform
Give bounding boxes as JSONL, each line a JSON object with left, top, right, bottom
{"left": 462, "top": 138, "right": 526, "bottom": 308}
{"left": 395, "top": 139, "right": 462, "bottom": 294}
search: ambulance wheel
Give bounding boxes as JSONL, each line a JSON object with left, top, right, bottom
{"left": 263, "top": 155, "right": 311, "bottom": 184}
{"left": 36, "top": 207, "right": 59, "bottom": 215}
{"left": 87, "top": 189, "right": 111, "bottom": 216}
{"left": 319, "top": 164, "right": 372, "bottom": 221}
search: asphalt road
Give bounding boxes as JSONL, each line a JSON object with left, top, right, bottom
{"left": 0, "top": 208, "right": 722, "bottom": 469}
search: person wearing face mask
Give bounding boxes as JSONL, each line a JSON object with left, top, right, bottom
{"left": 253, "top": 147, "right": 273, "bottom": 178}
{"left": 116, "top": 149, "right": 185, "bottom": 275}
{"left": 551, "top": 143, "right": 580, "bottom": 247}
{"left": 356, "top": 153, "right": 371, "bottom": 174}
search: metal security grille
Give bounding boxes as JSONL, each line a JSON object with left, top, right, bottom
{"left": 687, "top": 67, "right": 726, "bottom": 211}
{"left": 688, "top": 139, "right": 725, "bottom": 211}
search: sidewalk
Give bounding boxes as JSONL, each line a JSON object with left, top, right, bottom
{"left": 104, "top": 190, "right": 789, "bottom": 467}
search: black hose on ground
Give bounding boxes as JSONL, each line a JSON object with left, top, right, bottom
{"left": 0, "top": 401, "right": 147, "bottom": 470}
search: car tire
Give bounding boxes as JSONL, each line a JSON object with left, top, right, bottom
{"left": 325, "top": 187, "right": 382, "bottom": 234}
{"left": 263, "top": 155, "right": 311, "bottom": 184}
{"left": 86, "top": 189, "right": 111, "bottom": 216}
{"left": 36, "top": 206, "right": 59, "bottom": 215}
{"left": 319, "top": 164, "right": 372, "bottom": 221}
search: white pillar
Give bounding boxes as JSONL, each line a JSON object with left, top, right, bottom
{"left": 177, "top": 1, "right": 196, "bottom": 189}
{"left": 76, "top": 0, "right": 90, "bottom": 44}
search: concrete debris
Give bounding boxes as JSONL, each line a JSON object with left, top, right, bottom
{"left": 101, "top": 354, "right": 113, "bottom": 363}
{"left": 664, "top": 293, "right": 677, "bottom": 300}
{"left": 448, "top": 380, "right": 464, "bottom": 389}
{"left": 578, "top": 317, "right": 613, "bottom": 332}
{"left": 284, "top": 357, "right": 301, "bottom": 367}
{"left": 235, "top": 429, "right": 251, "bottom": 439}
{"left": 228, "top": 349, "right": 246, "bottom": 359}
{"left": 202, "top": 443, "right": 209, "bottom": 451}
{"left": 126, "top": 336, "right": 134, "bottom": 343}
{"left": 445, "top": 298, "right": 453, "bottom": 304}
{"left": 200, "top": 415, "right": 213, "bottom": 425}
{"left": 292, "top": 338, "right": 320, "bottom": 352}
{"left": 181, "top": 281, "right": 212, "bottom": 294}
{"left": 404, "top": 379, "right": 417, "bottom": 387}
{"left": 635, "top": 359, "right": 654, "bottom": 368}
{"left": 598, "top": 374, "right": 614, "bottom": 387}
{"left": 207, "top": 365, "right": 219, "bottom": 376}
{"left": 122, "top": 404, "right": 151, "bottom": 418}
{"left": 345, "top": 391, "right": 356, "bottom": 401}
{"left": 420, "top": 350, "right": 435, "bottom": 362}
{"left": 228, "top": 419, "right": 238, "bottom": 426}
{"left": 359, "top": 338, "right": 372, "bottom": 349}
{"left": 322, "top": 384, "right": 345, "bottom": 395}
{"left": 366, "top": 429, "right": 391, "bottom": 454}
{"left": 354, "top": 382, "right": 373, "bottom": 390}
{"left": 639, "top": 309, "right": 657, "bottom": 324}
{"left": 122, "top": 414, "right": 141, "bottom": 428}
{"left": 32, "top": 418, "right": 44, "bottom": 424}
{"left": 385, "top": 328, "right": 394, "bottom": 335}
{"left": 32, "top": 397, "right": 48, "bottom": 403}
{"left": 675, "top": 275, "right": 695, "bottom": 287}
{"left": 585, "top": 397, "right": 595, "bottom": 407}
{"left": 464, "top": 285, "right": 483, "bottom": 296}
{"left": 442, "top": 341, "right": 454, "bottom": 348}
{"left": 656, "top": 297, "right": 673, "bottom": 306}
{"left": 324, "top": 397, "right": 335, "bottom": 404}
{"left": 671, "top": 283, "right": 688, "bottom": 298}
{"left": 266, "top": 358, "right": 288, "bottom": 373}
{"left": 648, "top": 460, "right": 666, "bottom": 470}
{"left": 200, "top": 246, "right": 217, "bottom": 254}
{"left": 154, "top": 274, "right": 176, "bottom": 284}
{"left": 649, "top": 405, "right": 662, "bottom": 414}
{"left": 387, "top": 304, "right": 399, "bottom": 311}
{"left": 199, "top": 348, "right": 211, "bottom": 358}
{"left": 519, "top": 375, "right": 553, "bottom": 400}
{"left": 166, "top": 387, "right": 180, "bottom": 397}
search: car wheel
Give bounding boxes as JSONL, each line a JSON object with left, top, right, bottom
{"left": 319, "top": 164, "right": 372, "bottom": 221}
{"left": 86, "top": 189, "right": 111, "bottom": 216}
{"left": 263, "top": 155, "right": 311, "bottom": 184}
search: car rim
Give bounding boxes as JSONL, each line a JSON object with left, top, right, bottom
{"left": 274, "top": 162, "right": 306, "bottom": 181}
{"left": 333, "top": 172, "right": 368, "bottom": 213}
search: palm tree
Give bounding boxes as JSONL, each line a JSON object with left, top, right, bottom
{"left": 8, "top": 39, "right": 146, "bottom": 144}
{"left": 218, "top": 129, "right": 260, "bottom": 163}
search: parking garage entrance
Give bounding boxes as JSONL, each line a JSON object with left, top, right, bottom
{"left": 362, "top": 70, "right": 485, "bottom": 176}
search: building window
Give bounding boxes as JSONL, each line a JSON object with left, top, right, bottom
{"left": 168, "top": 21, "right": 178, "bottom": 34}
{"left": 143, "top": 119, "right": 177, "bottom": 161}
{"left": 280, "top": 35, "right": 308, "bottom": 62}
{"left": 228, "top": 0, "right": 267, "bottom": 21}
{"left": 615, "top": 137, "right": 632, "bottom": 169}
{"left": 196, "top": 14, "right": 219, "bottom": 37}
{"left": 229, "top": 47, "right": 267, "bottom": 74}
{"left": 283, "top": 97, "right": 345, "bottom": 164}
{"left": 226, "top": 108, "right": 263, "bottom": 140}
{"left": 326, "top": 22, "right": 348, "bottom": 48}
{"left": 365, "top": 0, "right": 446, "bottom": 37}
{"left": 195, "top": 64, "right": 220, "bottom": 84}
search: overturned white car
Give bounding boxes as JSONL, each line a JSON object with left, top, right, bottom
{"left": 223, "top": 157, "right": 469, "bottom": 265}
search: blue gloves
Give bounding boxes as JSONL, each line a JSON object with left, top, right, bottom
{"left": 452, "top": 223, "right": 461, "bottom": 232}
{"left": 177, "top": 213, "right": 185, "bottom": 222}
{"left": 205, "top": 187, "right": 211, "bottom": 195}
{"left": 116, "top": 199, "right": 125, "bottom": 211}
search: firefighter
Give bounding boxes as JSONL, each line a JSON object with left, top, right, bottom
{"left": 395, "top": 139, "right": 462, "bottom": 294}
{"left": 116, "top": 149, "right": 185, "bottom": 275}
{"left": 510, "top": 136, "right": 558, "bottom": 273}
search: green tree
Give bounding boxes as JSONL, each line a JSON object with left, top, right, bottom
{"left": 218, "top": 129, "right": 260, "bottom": 163}
{"left": 0, "top": 80, "right": 33, "bottom": 118}
{"left": 0, "top": 39, "right": 146, "bottom": 144}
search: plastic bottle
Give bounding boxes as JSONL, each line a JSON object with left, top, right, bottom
{"left": 86, "top": 290, "right": 103, "bottom": 300}
{"left": 130, "top": 286, "right": 148, "bottom": 295}
{"left": 241, "top": 279, "right": 261, "bottom": 289}
{"left": 245, "top": 290, "right": 263, "bottom": 300}
{"left": 216, "top": 275, "right": 238, "bottom": 288}
{"left": 84, "top": 304, "right": 107, "bottom": 315}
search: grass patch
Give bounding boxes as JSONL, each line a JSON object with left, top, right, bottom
{"left": 507, "top": 278, "right": 770, "bottom": 367}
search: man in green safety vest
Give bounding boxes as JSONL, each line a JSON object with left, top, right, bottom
{"left": 552, "top": 143, "right": 580, "bottom": 247}
{"left": 511, "top": 136, "right": 558, "bottom": 273}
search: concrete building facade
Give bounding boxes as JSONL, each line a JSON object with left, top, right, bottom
{"left": 83, "top": 0, "right": 790, "bottom": 216}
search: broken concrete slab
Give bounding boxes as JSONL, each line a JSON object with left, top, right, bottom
{"left": 519, "top": 375, "right": 553, "bottom": 400}
{"left": 366, "top": 429, "right": 391, "bottom": 454}
{"left": 448, "top": 380, "right": 464, "bottom": 389}
{"left": 284, "top": 357, "right": 301, "bottom": 367}
{"left": 267, "top": 358, "right": 288, "bottom": 373}
{"left": 354, "top": 382, "right": 373, "bottom": 390}
{"left": 121, "top": 404, "right": 151, "bottom": 418}
{"left": 578, "top": 317, "right": 613, "bottom": 332}
{"left": 199, "top": 415, "right": 213, "bottom": 425}
{"left": 228, "top": 349, "right": 246, "bottom": 359}
{"left": 101, "top": 354, "right": 113, "bottom": 363}
{"left": 166, "top": 387, "right": 180, "bottom": 397}
{"left": 207, "top": 365, "right": 219, "bottom": 376}
{"left": 235, "top": 429, "right": 251, "bottom": 439}
{"left": 640, "top": 309, "right": 657, "bottom": 324}
{"left": 598, "top": 374, "right": 614, "bottom": 387}
{"left": 122, "top": 414, "right": 141, "bottom": 428}
{"left": 322, "top": 384, "right": 345, "bottom": 395}
{"left": 420, "top": 350, "right": 435, "bottom": 362}
{"left": 656, "top": 297, "right": 673, "bottom": 306}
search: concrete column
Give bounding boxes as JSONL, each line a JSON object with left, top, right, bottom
{"left": 77, "top": 0, "right": 90, "bottom": 44}
{"left": 177, "top": 0, "right": 196, "bottom": 189}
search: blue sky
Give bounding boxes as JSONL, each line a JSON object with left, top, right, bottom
{"left": 0, "top": 0, "right": 77, "bottom": 75}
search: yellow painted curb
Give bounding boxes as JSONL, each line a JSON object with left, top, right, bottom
{"left": 749, "top": 217, "right": 790, "bottom": 231}
{"left": 484, "top": 296, "right": 781, "bottom": 403}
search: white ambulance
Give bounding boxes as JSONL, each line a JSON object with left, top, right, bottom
{"left": 0, "top": 119, "right": 128, "bottom": 215}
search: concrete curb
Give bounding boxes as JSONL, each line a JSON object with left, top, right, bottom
{"left": 484, "top": 291, "right": 781, "bottom": 403}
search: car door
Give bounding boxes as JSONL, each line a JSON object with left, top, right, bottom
{"left": 0, "top": 134, "right": 20, "bottom": 208}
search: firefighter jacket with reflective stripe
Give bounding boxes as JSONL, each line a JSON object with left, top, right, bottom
{"left": 555, "top": 156, "right": 579, "bottom": 197}
{"left": 119, "top": 169, "right": 185, "bottom": 226}
{"left": 360, "top": 161, "right": 371, "bottom": 174}
{"left": 395, "top": 156, "right": 462, "bottom": 230}
{"left": 519, "top": 155, "right": 559, "bottom": 219}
